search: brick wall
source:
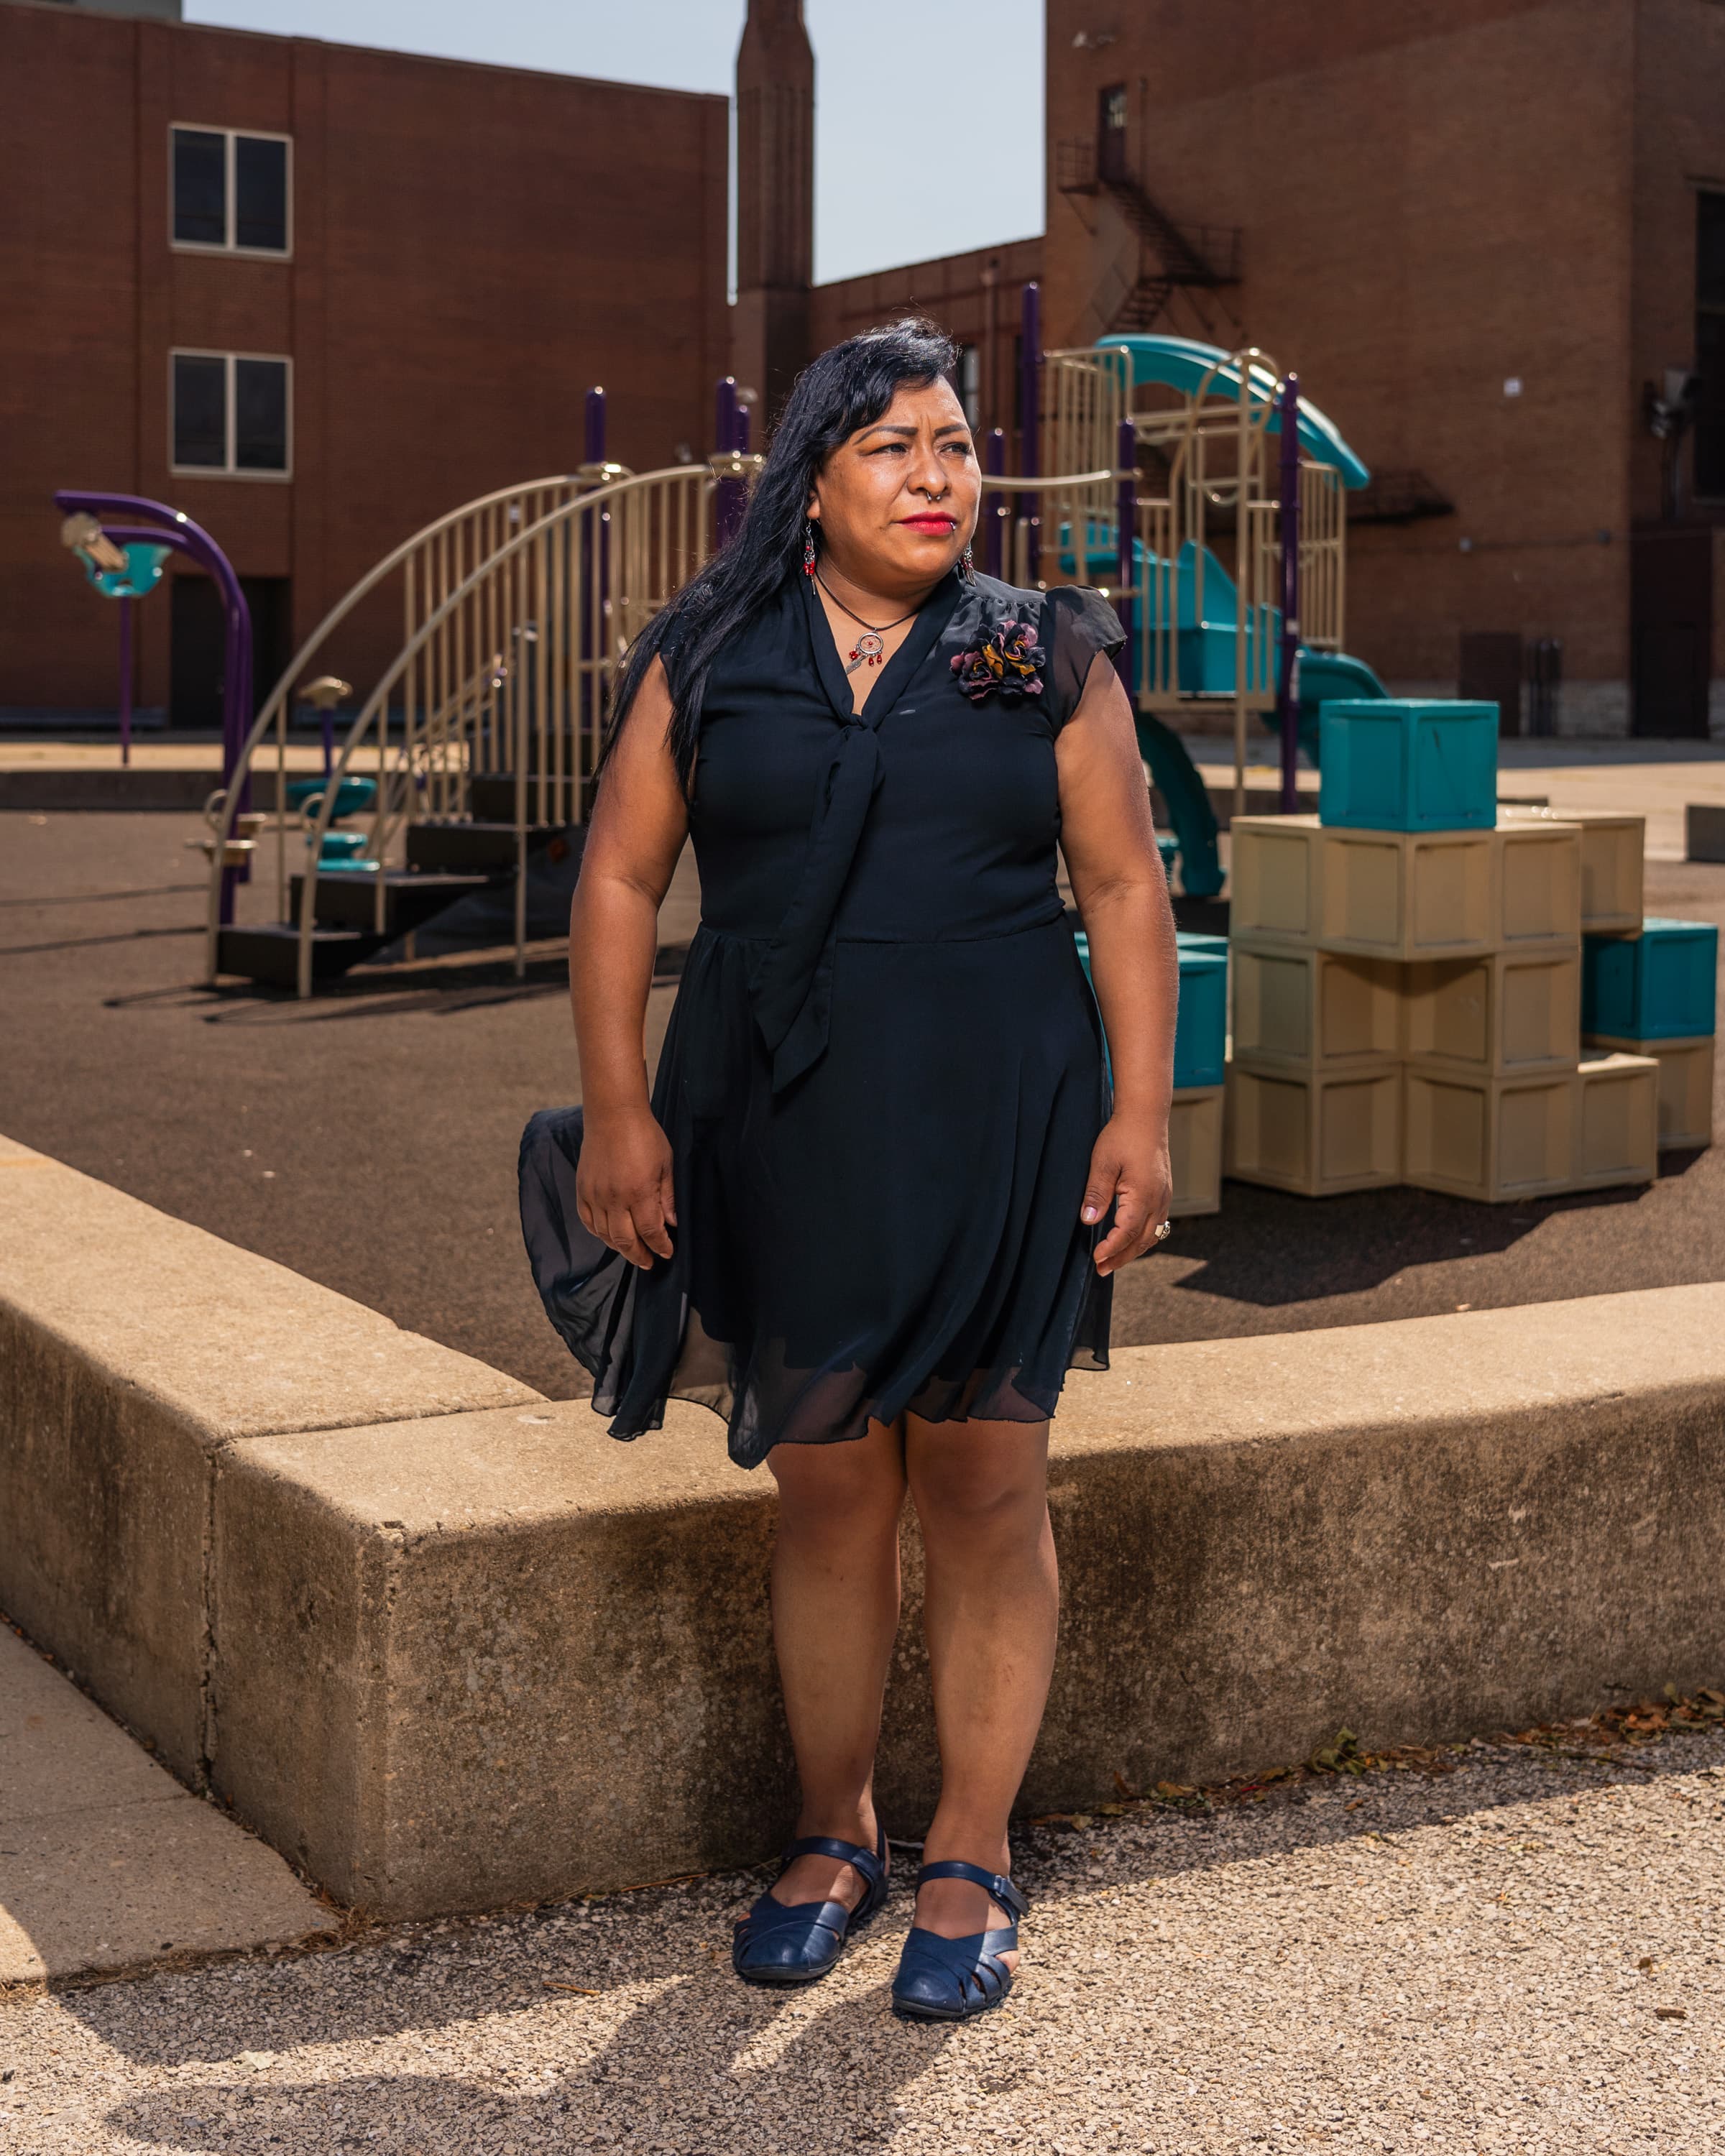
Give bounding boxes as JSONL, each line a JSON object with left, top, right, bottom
{"left": 1043, "top": 0, "right": 1725, "bottom": 729}
{"left": 0, "top": 8, "right": 728, "bottom": 717}
{"left": 810, "top": 236, "right": 1045, "bottom": 450}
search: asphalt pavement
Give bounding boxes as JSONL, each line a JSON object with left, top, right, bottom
{"left": 2, "top": 808, "right": 1721, "bottom": 1402}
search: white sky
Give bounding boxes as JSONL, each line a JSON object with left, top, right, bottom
{"left": 182, "top": 0, "right": 1046, "bottom": 285}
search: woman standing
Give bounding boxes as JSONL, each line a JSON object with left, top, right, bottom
{"left": 521, "top": 321, "right": 1177, "bottom": 2022}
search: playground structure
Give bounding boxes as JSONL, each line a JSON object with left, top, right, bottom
{"left": 169, "top": 282, "right": 1381, "bottom": 1000}
{"left": 104, "top": 280, "right": 1717, "bottom": 1210}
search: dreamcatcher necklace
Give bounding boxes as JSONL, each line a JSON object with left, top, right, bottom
{"left": 813, "top": 568, "right": 919, "bottom": 675}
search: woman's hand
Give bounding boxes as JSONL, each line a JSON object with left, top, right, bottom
{"left": 1080, "top": 1112, "right": 1174, "bottom": 1276}
{"left": 576, "top": 1105, "right": 677, "bottom": 1271}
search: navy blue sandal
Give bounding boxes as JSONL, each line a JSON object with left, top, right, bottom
{"left": 731, "top": 1826, "right": 891, "bottom": 1986}
{"left": 890, "top": 1860, "right": 1028, "bottom": 2022}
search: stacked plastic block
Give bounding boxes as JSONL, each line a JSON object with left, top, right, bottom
{"left": 1581, "top": 916, "right": 1719, "bottom": 1150}
{"left": 1223, "top": 700, "right": 1703, "bottom": 1201}
{"left": 1075, "top": 929, "right": 1228, "bottom": 1216}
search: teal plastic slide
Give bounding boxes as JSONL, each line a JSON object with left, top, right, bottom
{"left": 1059, "top": 333, "right": 1386, "bottom": 891}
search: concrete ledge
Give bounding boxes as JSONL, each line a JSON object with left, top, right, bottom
{"left": 6, "top": 1131, "right": 1724, "bottom": 1922}
{"left": 211, "top": 1286, "right": 1725, "bottom": 1918}
{"left": 0, "top": 1137, "right": 538, "bottom": 1782}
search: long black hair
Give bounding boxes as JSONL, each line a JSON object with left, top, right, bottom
{"left": 599, "top": 318, "right": 962, "bottom": 797}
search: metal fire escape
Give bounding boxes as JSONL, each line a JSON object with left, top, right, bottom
{"left": 1055, "top": 135, "right": 1241, "bottom": 340}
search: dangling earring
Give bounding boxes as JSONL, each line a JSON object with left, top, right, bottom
{"left": 959, "top": 542, "right": 975, "bottom": 581}
{"left": 803, "top": 520, "right": 817, "bottom": 576}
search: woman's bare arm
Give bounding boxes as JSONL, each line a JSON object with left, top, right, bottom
{"left": 1054, "top": 652, "right": 1179, "bottom": 1275}
{"left": 567, "top": 656, "right": 690, "bottom": 1269}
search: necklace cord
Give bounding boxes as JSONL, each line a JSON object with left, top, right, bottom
{"left": 812, "top": 568, "right": 921, "bottom": 637}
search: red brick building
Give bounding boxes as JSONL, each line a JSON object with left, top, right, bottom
{"left": 1040, "top": 0, "right": 1725, "bottom": 736}
{"left": 0, "top": 1, "right": 728, "bottom": 722}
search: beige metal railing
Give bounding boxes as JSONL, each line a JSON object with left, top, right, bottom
{"left": 1028, "top": 345, "right": 1351, "bottom": 784}
{"left": 976, "top": 469, "right": 1125, "bottom": 592}
{"left": 204, "top": 456, "right": 755, "bottom": 996}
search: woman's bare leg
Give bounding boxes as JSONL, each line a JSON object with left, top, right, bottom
{"left": 764, "top": 1414, "right": 907, "bottom": 1909}
{"left": 904, "top": 1414, "right": 1057, "bottom": 1973}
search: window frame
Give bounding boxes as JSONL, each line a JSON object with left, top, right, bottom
{"left": 168, "top": 124, "right": 293, "bottom": 259}
{"left": 169, "top": 348, "right": 294, "bottom": 482}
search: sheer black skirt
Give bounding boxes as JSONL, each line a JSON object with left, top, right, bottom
{"left": 520, "top": 913, "right": 1113, "bottom": 1470}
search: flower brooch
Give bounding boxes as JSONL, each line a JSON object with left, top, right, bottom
{"left": 950, "top": 618, "right": 1045, "bottom": 703}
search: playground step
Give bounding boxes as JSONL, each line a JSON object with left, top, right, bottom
{"left": 405, "top": 820, "right": 567, "bottom": 874}
{"left": 216, "top": 923, "right": 387, "bottom": 988}
{"left": 288, "top": 867, "right": 493, "bottom": 939}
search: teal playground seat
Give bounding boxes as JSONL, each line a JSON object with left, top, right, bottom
{"left": 313, "top": 829, "right": 379, "bottom": 871}
{"left": 284, "top": 774, "right": 378, "bottom": 821}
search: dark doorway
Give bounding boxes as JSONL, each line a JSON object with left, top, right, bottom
{"left": 169, "top": 573, "right": 293, "bottom": 729}
{"left": 1458, "top": 630, "right": 1524, "bottom": 737}
{"left": 1098, "top": 83, "right": 1129, "bottom": 184}
{"left": 1631, "top": 526, "right": 1712, "bottom": 738}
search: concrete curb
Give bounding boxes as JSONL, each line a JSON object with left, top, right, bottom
{"left": 4, "top": 1130, "right": 1724, "bottom": 1920}
{"left": 0, "top": 1137, "right": 539, "bottom": 1784}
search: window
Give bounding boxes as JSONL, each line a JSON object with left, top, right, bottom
{"left": 171, "top": 351, "right": 291, "bottom": 477}
{"left": 1098, "top": 83, "right": 1129, "bottom": 183}
{"left": 954, "top": 344, "right": 981, "bottom": 431}
{"left": 171, "top": 126, "right": 290, "bottom": 254}
{"left": 1696, "top": 191, "right": 1725, "bottom": 498}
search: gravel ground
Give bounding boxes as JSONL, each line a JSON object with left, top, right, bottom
{"left": 4, "top": 1725, "right": 1721, "bottom": 2155}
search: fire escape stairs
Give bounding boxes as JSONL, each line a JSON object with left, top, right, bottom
{"left": 1057, "top": 140, "right": 1241, "bottom": 340}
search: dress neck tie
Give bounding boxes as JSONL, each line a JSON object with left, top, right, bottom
{"left": 745, "top": 572, "right": 963, "bottom": 1094}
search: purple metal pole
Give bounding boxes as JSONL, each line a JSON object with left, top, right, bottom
{"left": 584, "top": 384, "right": 607, "bottom": 467}
{"left": 1275, "top": 374, "right": 1302, "bottom": 814}
{"left": 59, "top": 492, "right": 252, "bottom": 921}
{"left": 1115, "top": 416, "right": 1137, "bottom": 695}
{"left": 714, "top": 377, "right": 743, "bottom": 545}
{"left": 983, "top": 427, "right": 1005, "bottom": 580}
{"left": 116, "top": 594, "right": 134, "bottom": 768}
{"left": 1018, "top": 282, "right": 1041, "bottom": 562}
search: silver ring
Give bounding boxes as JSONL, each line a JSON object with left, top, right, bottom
{"left": 1153, "top": 1220, "right": 1173, "bottom": 1242}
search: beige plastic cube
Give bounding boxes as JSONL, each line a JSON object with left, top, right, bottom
{"left": 1230, "top": 940, "right": 1399, "bottom": 1069}
{"left": 1168, "top": 1085, "right": 1223, "bottom": 1216}
{"left": 1402, "top": 1063, "right": 1576, "bottom": 1203}
{"left": 1400, "top": 949, "right": 1581, "bottom": 1075}
{"left": 1586, "top": 1034, "right": 1712, "bottom": 1151}
{"left": 1573, "top": 1054, "right": 1659, "bottom": 1189}
{"left": 1228, "top": 815, "right": 1324, "bottom": 945}
{"left": 1494, "top": 814, "right": 1582, "bottom": 946}
{"left": 1317, "top": 826, "right": 1497, "bottom": 960}
{"left": 1224, "top": 1057, "right": 1402, "bottom": 1196}
{"left": 1501, "top": 806, "right": 1644, "bottom": 934}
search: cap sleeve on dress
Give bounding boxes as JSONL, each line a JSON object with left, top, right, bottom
{"left": 1041, "top": 585, "right": 1127, "bottom": 729}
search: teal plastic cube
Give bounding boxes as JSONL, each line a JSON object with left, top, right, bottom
{"left": 1072, "top": 934, "right": 1228, "bottom": 1088}
{"left": 1176, "top": 930, "right": 1230, "bottom": 959}
{"left": 1581, "top": 918, "right": 1718, "bottom": 1041}
{"left": 1318, "top": 699, "right": 1499, "bottom": 831}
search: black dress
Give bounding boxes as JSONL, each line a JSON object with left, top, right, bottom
{"left": 520, "top": 567, "right": 1126, "bottom": 1470}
